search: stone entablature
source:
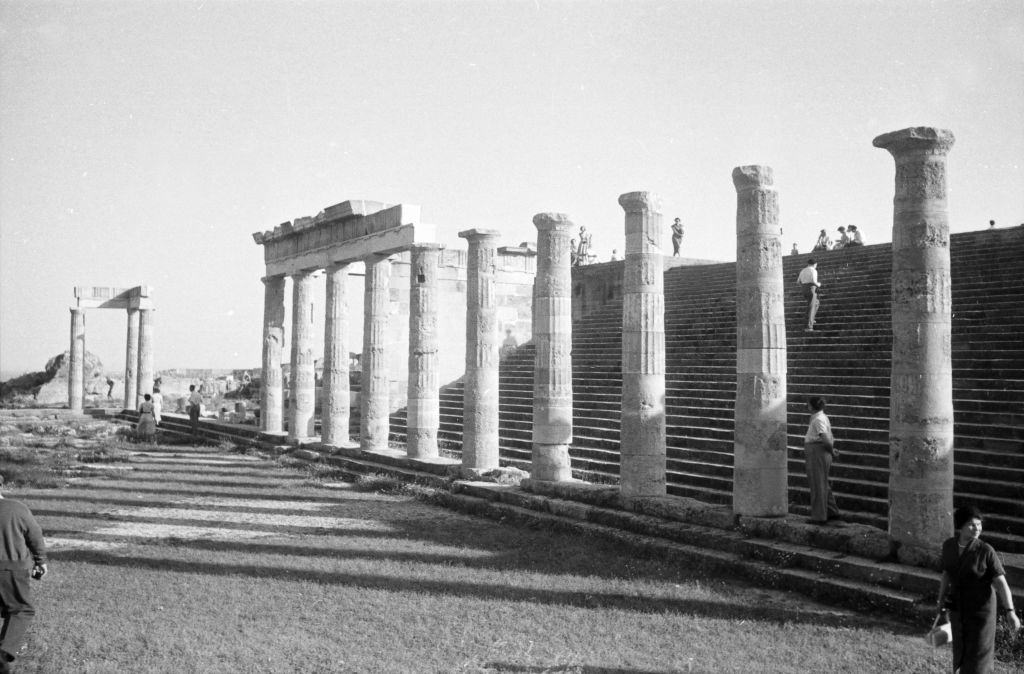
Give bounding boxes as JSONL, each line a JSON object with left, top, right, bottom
{"left": 74, "top": 285, "right": 153, "bottom": 310}
{"left": 252, "top": 201, "right": 436, "bottom": 276}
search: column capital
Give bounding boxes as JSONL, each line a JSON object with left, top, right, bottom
{"left": 732, "top": 165, "right": 774, "bottom": 191}
{"left": 69, "top": 306, "right": 84, "bottom": 315}
{"left": 261, "top": 274, "right": 287, "bottom": 285}
{"left": 618, "top": 191, "right": 662, "bottom": 214}
{"left": 873, "top": 127, "right": 955, "bottom": 157}
{"left": 532, "top": 213, "right": 573, "bottom": 232}
{"left": 458, "top": 228, "right": 501, "bottom": 243}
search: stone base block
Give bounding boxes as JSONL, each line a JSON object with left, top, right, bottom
{"left": 291, "top": 448, "right": 322, "bottom": 461}
{"left": 459, "top": 466, "right": 529, "bottom": 485}
{"left": 521, "top": 478, "right": 621, "bottom": 508}
{"left": 323, "top": 440, "right": 361, "bottom": 454}
{"left": 896, "top": 542, "right": 942, "bottom": 570}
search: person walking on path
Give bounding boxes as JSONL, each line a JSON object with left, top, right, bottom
{"left": 136, "top": 393, "right": 157, "bottom": 443}
{"left": 151, "top": 386, "right": 163, "bottom": 427}
{"left": 187, "top": 384, "right": 203, "bottom": 444}
{"left": 671, "top": 218, "right": 684, "bottom": 257}
{"left": 0, "top": 474, "right": 47, "bottom": 674}
{"left": 797, "top": 258, "right": 821, "bottom": 331}
{"left": 803, "top": 396, "right": 840, "bottom": 524}
{"left": 936, "top": 505, "right": 1021, "bottom": 673}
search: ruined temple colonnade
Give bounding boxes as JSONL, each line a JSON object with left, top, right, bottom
{"left": 67, "top": 286, "right": 155, "bottom": 413}
{"left": 252, "top": 127, "right": 956, "bottom": 553}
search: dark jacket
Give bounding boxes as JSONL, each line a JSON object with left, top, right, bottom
{"left": 0, "top": 498, "right": 47, "bottom": 569}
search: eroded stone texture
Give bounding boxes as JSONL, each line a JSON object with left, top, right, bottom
{"left": 874, "top": 127, "right": 955, "bottom": 558}
{"left": 459, "top": 229, "right": 502, "bottom": 471}
{"left": 261, "top": 276, "right": 286, "bottom": 433}
{"left": 407, "top": 244, "right": 444, "bottom": 459}
{"left": 68, "top": 308, "right": 85, "bottom": 412}
{"left": 322, "top": 263, "right": 351, "bottom": 447}
{"left": 136, "top": 308, "right": 155, "bottom": 406}
{"left": 733, "top": 165, "right": 788, "bottom": 516}
{"left": 532, "top": 213, "right": 574, "bottom": 482}
{"left": 619, "top": 192, "right": 666, "bottom": 497}
{"left": 123, "top": 308, "right": 139, "bottom": 410}
{"left": 360, "top": 255, "right": 391, "bottom": 452}
{"left": 289, "top": 271, "right": 316, "bottom": 440}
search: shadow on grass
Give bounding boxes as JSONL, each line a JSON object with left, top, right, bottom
{"left": 482, "top": 665, "right": 675, "bottom": 674}
{"left": 47, "top": 547, "right": 887, "bottom": 630}
{"left": 74, "top": 476, "right": 294, "bottom": 490}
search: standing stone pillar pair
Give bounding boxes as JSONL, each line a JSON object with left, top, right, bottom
{"left": 733, "top": 166, "right": 788, "bottom": 517}
{"left": 874, "top": 127, "right": 956, "bottom": 562}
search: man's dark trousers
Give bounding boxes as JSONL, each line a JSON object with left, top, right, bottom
{"left": 189, "top": 405, "right": 201, "bottom": 440}
{"left": 0, "top": 567, "right": 34, "bottom": 659}
{"left": 802, "top": 283, "right": 820, "bottom": 329}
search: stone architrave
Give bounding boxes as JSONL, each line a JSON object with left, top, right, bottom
{"left": 136, "top": 308, "right": 155, "bottom": 406}
{"left": 289, "top": 271, "right": 317, "bottom": 440}
{"left": 407, "top": 244, "right": 444, "bottom": 459}
{"left": 874, "top": 127, "right": 956, "bottom": 561}
{"left": 261, "top": 276, "right": 287, "bottom": 434}
{"left": 732, "top": 166, "right": 788, "bottom": 517}
{"left": 360, "top": 254, "right": 392, "bottom": 453}
{"left": 321, "top": 263, "right": 352, "bottom": 448}
{"left": 531, "top": 213, "right": 574, "bottom": 482}
{"left": 68, "top": 308, "right": 85, "bottom": 412}
{"left": 618, "top": 192, "right": 666, "bottom": 497}
{"left": 458, "top": 229, "right": 502, "bottom": 472}
{"left": 123, "top": 308, "right": 140, "bottom": 409}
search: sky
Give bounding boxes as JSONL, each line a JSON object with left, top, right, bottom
{"left": 1, "top": 0, "right": 1022, "bottom": 377}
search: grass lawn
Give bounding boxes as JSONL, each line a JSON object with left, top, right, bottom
{"left": 0, "top": 428, "right": 1018, "bottom": 672}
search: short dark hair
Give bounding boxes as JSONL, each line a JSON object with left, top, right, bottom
{"left": 806, "top": 258, "right": 816, "bottom": 266}
{"left": 144, "top": 393, "right": 152, "bottom": 401}
{"left": 954, "top": 505, "right": 983, "bottom": 530}
{"left": 189, "top": 385, "right": 196, "bottom": 391}
{"left": 808, "top": 396, "right": 826, "bottom": 411}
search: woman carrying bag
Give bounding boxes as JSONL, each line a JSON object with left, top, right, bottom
{"left": 936, "top": 505, "right": 1021, "bottom": 673}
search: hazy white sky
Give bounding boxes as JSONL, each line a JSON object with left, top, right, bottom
{"left": 1, "top": 0, "right": 1022, "bottom": 376}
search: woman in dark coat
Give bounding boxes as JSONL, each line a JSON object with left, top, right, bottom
{"left": 937, "top": 505, "right": 1021, "bottom": 673}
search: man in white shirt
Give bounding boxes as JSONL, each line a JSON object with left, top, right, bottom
{"left": 796, "top": 258, "right": 821, "bottom": 331}
{"left": 804, "top": 396, "right": 840, "bottom": 524}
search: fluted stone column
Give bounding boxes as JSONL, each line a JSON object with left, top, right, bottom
{"left": 733, "top": 166, "right": 788, "bottom": 517}
{"left": 261, "top": 276, "right": 287, "bottom": 434}
{"left": 532, "top": 213, "right": 574, "bottom": 482}
{"left": 874, "top": 127, "right": 956, "bottom": 561}
{"left": 136, "top": 308, "right": 154, "bottom": 406}
{"left": 619, "top": 192, "right": 666, "bottom": 497}
{"left": 68, "top": 308, "right": 85, "bottom": 412}
{"left": 459, "top": 229, "right": 502, "bottom": 472}
{"left": 360, "top": 255, "right": 392, "bottom": 453}
{"left": 407, "top": 244, "right": 444, "bottom": 459}
{"left": 289, "top": 271, "right": 316, "bottom": 441}
{"left": 123, "top": 308, "right": 139, "bottom": 409}
{"left": 322, "top": 263, "right": 352, "bottom": 448}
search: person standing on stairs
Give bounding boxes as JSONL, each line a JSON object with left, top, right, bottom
{"left": 797, "top": 258, "right": 821, "bottom": 332}
{"left": 803, "top": 396, "right": 840, "bottom": 524}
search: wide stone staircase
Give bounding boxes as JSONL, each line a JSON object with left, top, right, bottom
{"left": 389, "top": 227, "right": 1024, "bottom": 559}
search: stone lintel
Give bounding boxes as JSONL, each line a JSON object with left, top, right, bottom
{"left": 872, "top": 127, "right": 955, "bottom": 154}
{"left": 264, "top": 222, "right": 437, "bottom": 276}
{"left": 74, "top": 285, "right": 152, "bottom": 310}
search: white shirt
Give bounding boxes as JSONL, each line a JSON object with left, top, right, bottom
{"left": 853, "top": 230, "right": 864, "bottom": 244}
{"left": 797, "top": 266, "right": 818, "bottom": 285}
{"left": 805, "top": 410, "right": 833, "bottom": 445}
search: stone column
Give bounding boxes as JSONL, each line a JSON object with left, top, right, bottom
{"left": 136, "top": 308, "right": 154, "bottom": 406}
{"left": 407, "top": 244, "right": 444, "bottom": 459}
{"left": 531, "top": 213, "right": 574, "bottom": 482}
{"left": 733, "top": 166, "right": 788, "bottom": 517}
{"left": 68, "top": 308, "right": 85, "bottom": 412}
{"left": 874, "top": 127, "right": 956, "bottom": 562}
{"left": 458, "top": 229, "right": 502, "bottom": 472}
{"left": 261, "top": 276, "right": 287, "bottom": 434}
{"left": 360, "top": 255, "right": 391, "bottom": 453}
{"left": 289, "top": 270, "right": 317, "bottom": 441}
{"left": 123, "top": 308, "right": 139, "bottom": 409}
{"left": 619, "top": 192, "right": 666, "bottom": 498}
{"left": 322, "top": 263, "right": 352, "bottom": 448}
